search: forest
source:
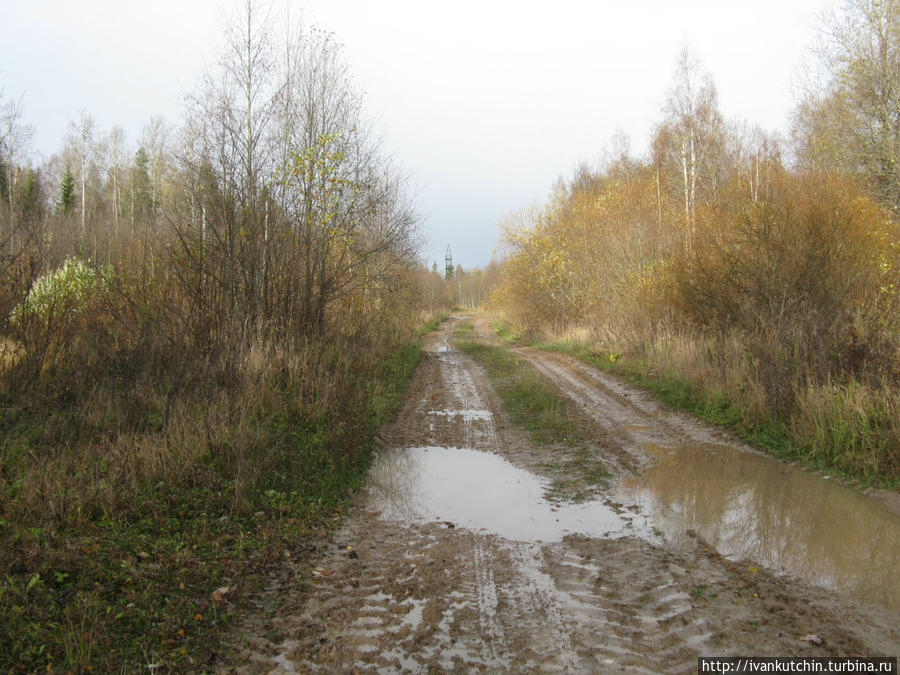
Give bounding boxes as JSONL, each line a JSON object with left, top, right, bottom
{"left": 0, "top": 0, "right": 897, "bottom": 669}
{"left": 493, "top": 1, "right": 899, "bottom": 482}
{"left": 0, "top": 3, "right": 456, "bottom": 669}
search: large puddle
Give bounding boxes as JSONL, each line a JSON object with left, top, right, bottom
{"left": 367, "top": 447, "right": 654, "bottom": 543}
{"left": 367, "top": 444, "right": 900, "bottom": 610}
{"left": 619, "top": 441, "right": 900, "bottom": 609}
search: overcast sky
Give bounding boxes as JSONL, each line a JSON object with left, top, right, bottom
{"left": 1, "top": 0, "right": 831, "bottom": 269}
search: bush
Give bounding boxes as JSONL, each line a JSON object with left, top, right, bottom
{"left": 9, "top": 257, "right": 111, "bottom": 327}
{"left": 670, "top": 171, "right": 899, "bottom": 413}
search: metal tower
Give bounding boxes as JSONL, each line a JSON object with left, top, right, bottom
{"left": 445, "top": 244, "right": 453, "bottom": 279}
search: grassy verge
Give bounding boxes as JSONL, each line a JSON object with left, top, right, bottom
{"left": 452, "top": 321, "right": 609, "bottom": 499}
{"left": 416, "top": 311, "right": 450, "bottom": 336}
{"left": 531, "top": 336, "right": 898, "bottom": 489}
{"left": 0, "top": 339, "right": 421, "bottom": 672}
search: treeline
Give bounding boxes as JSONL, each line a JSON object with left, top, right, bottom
{"left": 495, "top": 0, "right": 899, "bottom": 480}
{"left": 0, "top": 3, "right": 447, "bottom": 670}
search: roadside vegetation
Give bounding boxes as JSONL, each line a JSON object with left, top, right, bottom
{"left": 492, "top": 0, "right": 899, "bottom": 485}
{"left": 453, "top": 320, "right": 610, "bottom": 499}
{"left": 0, "top": 3, "right": 453, "bottom": 670}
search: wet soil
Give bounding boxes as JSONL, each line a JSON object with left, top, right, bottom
{"left": 221, "top": 315, "right": 899, "bottom": 673}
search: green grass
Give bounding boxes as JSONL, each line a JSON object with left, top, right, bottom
{"left": 536, "top": 339, "right": 897, "bottom": 488}
{"left": 0, "top": 340, "right": 422, "bottom": 672}
{"left": 416, "top": 312, "right": 450, "bottom": 336}
{"left": 490, "top": 319, "right": 523, "bottom": 345}
{"left": 454, "top": 323, "right": 575, "bottom": 445}
{"left": 453, "top": 321, "right": 609, "bottom": 496}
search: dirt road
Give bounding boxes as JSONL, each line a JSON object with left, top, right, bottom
{"left": 225, "top": 315, "right": 899, "bottom": 673}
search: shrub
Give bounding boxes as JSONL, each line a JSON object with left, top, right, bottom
{"left": 9, "top": 257, "right": 111, "bottom": 327}
{"left": 670, "top": 171, "right": 899, "bottom": 414}
{"left": 6, "top": 257, "right": 121, "bottom": 384}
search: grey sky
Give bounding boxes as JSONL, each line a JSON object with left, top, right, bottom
{"left": 1, "top": 0, "right": 830, "bottom": 269}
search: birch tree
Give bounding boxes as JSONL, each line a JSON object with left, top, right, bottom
{"left": 140, "top": 116, "right": 171, "bottom": 225}
{"left": 660, "top": 47, "right": 725, "bottom": 250}
{"left": 104, "top": 126, "right": 128, "bottom": 237}
{"left": 68, "top": 112, "right": 97, "bottom": 239}
{"left": 1, "top": 94, "right": 34, "bottom": 258}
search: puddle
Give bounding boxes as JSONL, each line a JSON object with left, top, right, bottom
{"left": 367, "top": 446, "right": 650, "bottom": 543}
{"left": 367, "top": 443, "right": 900, "bottom": 610}
{"left": 618, "top": 441, "right": 900, "bottom": 610}
{"left": 428, "top": 409, "right": 493, "bottom": 423}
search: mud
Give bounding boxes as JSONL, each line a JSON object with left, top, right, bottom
{"left": 222, "top": 315, "right": 900, "bottom": 673}
{"left": 516, "top": 344, "right": 900, "bottom": 610}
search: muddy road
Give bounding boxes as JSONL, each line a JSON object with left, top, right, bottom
{"left": 226, "top": 315, "right": 899, "bottom": 673}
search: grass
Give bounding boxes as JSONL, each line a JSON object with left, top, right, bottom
{"left": 453, "top": 321, "right": 575, "bottom": 445}
{"left": 533, "top": 336, "right": 898, "bottom": 488}
{"left": 0, "top": 337, "right": 422, "bottom": 672}
{"left": 416, "top": 311, "right": 450, "bottom": 336}
{"left": 452, "top": 320, "right": 610, "bottom": 498}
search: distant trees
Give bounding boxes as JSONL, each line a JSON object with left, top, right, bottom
{"left": 451, "top": 260, "right": 501, "bottom": 308}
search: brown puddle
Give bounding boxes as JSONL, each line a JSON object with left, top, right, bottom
{"left": 366, "top": 446, "right": 654, "bottom": 543}
{"left": 367, "top": 443, "right": 900, "bottom": 611}
{"left": 618, "top": 441, "right": 900, "bottom": 610}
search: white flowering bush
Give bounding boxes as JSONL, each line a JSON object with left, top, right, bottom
{"left": 9, "top": 258, "right": 111, "bottom": 326}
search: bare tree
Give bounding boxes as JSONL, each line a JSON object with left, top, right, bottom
{"left": 659, "top": 46, "right": 725, "bottom": 249}
{"left": 0, "top": 93, "right": 34, "bottom": 274}
{"left": 178, "top": 1, "right": 420, "bottom": 340}
{"left": 141, "top": 116, "right": 172, "bottom": 224}
{"left": 68, "top": 111, "right": 97, "bottom": 239}
{"left": 1, "top": 94, "right": 35, "bottom": 251}
{"left": 104, "top": 126, "right": 128, "bottom": 238}
{"left": 795, "top": 0, "right": 900, "bottom": 212}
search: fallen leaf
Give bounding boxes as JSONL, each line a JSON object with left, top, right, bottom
{"left": 211, "top": 585, "right": 234, "bottom": 602}
{"left": 799, "top": 634, "right": 823, "bottom": 646}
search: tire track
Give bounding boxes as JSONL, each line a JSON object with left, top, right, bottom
{"left": 221, "top": 316, "right": 897, "bottom": 673}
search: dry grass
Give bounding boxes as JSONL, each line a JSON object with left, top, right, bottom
{"left": 535, "top": 321, "right": 899, "bottom": 484}
{"left": 0, "top": 336, "right": 23, "bottom": 367}
{"left": 0, "top": 321, "right": 424, "bottom": 670}
{"left": 792, "top": 382, "right": 899, "bottom": 479}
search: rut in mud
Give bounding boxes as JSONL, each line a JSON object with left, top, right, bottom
{"left": 224, "top": 315, "right": 900, "bottom": 674}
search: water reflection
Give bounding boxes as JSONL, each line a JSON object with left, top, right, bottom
{"left": 619, "top": 441, "right": 900, "bottom": 609}
{"left": 367, "top": 447, "right": 651, "bottom": 543}
{"left": 368, "top": 441, "right": 900, "bottom": 610}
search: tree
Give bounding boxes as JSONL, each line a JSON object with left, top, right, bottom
{"left": 130, "top": 146, "right": 153, "bottom": 228}
{"left": 140, "top": 116, "right": 170, "bottom": 223}
{"left": 59, "top": 165, "right": 76, "bottom": 216}
{"left": 1, "top": 94, "right": 35, "bottom": 256}
{"left": 795, "top": 0, "right": 900, "bottom": 213}
{"left": 179, "top": 0, "right": 420, "bottom": 339}
{"left": 68, "top": 112, "right": 96, "bottom": 238}
{"left": 656, "top": 46, "right": 725, "bottom": 249}
{"left": 17, "top": 169, "right": 43, "bottom": 229}
{"left": 104, "top": 126, "right": 128, "bottom": 236}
